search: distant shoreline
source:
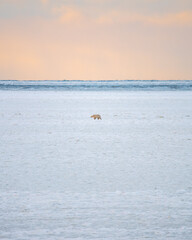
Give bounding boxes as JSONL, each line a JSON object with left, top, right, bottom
{"left": 1, "top": 79, "right": 192, "bottom": 81}
{"left": 0, "top": 80, "right": 192, "bottom": 91}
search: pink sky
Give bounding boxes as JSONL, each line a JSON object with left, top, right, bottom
{"left": 0, "top": 0, "right": 192, "bottom": 80}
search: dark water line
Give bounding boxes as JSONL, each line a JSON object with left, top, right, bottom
{"left": 0, "top": 80, "right": 192, "bottom": 91}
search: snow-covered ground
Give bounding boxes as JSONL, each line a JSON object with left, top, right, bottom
{"left": 0, "top": 90, "right": 192, "bottom": 239}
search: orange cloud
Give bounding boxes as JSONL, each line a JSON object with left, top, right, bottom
{"left": 41, "top": 0, "right": 48, "bottom": 4}
{"left": 148, "top": 11, "right": 192, "bottom": 25}
{"left": 51, "top": 5, "right": 192, "bottom": 27}
{"left": 53, "top": 6, "right": 85, "bottom": 24}
{"left": 96, "top": 10, "right": 192, "bottom": 26}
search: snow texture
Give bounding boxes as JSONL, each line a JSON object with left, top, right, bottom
{"left": 0, "top": 90, "right": 192, "bottom": 239}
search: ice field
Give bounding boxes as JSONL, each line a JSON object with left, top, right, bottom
{"left": 0, "top": 90, "right": 192, "bottom": 239}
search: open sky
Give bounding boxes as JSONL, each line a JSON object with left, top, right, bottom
{"left": 0, "top": 0, "right": 192, "bottom": 80}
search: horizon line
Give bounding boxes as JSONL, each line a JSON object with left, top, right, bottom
{"left": 1, "top": 79, "right": 192, "bottom": 81}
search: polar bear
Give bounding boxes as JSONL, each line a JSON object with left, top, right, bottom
{"left": 91, "top": 114, "right": 102, "bottom": 120}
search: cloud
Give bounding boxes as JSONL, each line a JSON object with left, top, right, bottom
{"left": 149, "top": 11, "right": 192, "bottom": 25}
{"left": 96, "top": 10, "right": 192, "bottom": 26}
{"left": 51, "top": 3, "right": 192, "bottom": 27}
{"left": 41, "top": 0, "right": 48, "bottom": 4}
{"left": 52, "top": 6, "right": 85, "bottom": 24}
